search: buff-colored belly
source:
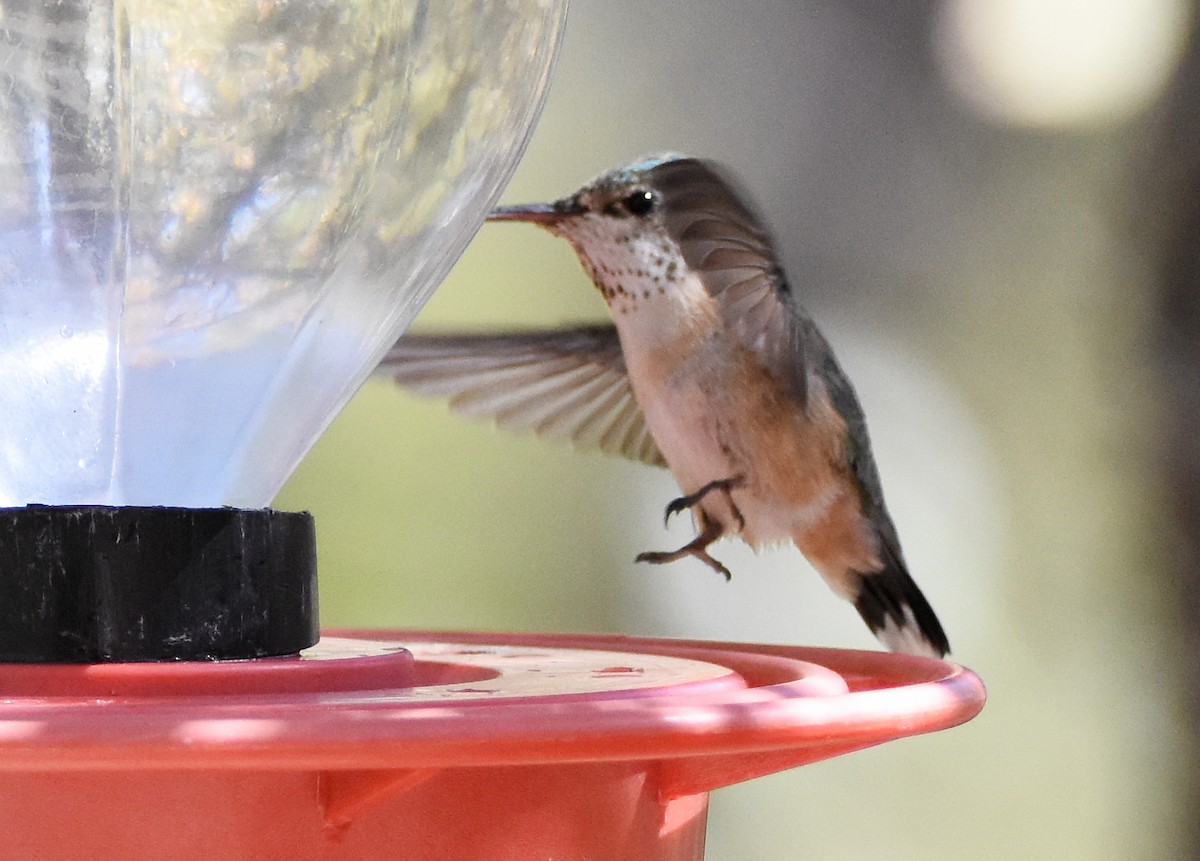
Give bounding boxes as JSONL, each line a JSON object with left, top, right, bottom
{"left": 629, "top": 334, "right": 853, "bottom": 551}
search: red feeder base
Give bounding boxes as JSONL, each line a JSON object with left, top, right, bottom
{"left": 0, "top": 630, "right": 985, "bottom": 860}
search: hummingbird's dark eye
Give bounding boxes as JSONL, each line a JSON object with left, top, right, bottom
{"left": 623, "top": 189, "right": 656, "bottom": 217}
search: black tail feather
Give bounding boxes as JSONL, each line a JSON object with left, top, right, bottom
{"left": 853, "top": 543, "right": 949, "bottom": 657}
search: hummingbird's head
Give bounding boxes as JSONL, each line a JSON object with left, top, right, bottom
{"left": 489, "top": 154, "right": 771, "bottom": 311}
{"left": 488, "top": 153, "right": 691, "bottom": 311}
{"left": 489, "top": 152, "right": 681, "bottom": 241}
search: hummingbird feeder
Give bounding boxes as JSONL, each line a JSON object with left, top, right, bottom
{"left": 0, "top": 1, "right": 983, "bottom": 858}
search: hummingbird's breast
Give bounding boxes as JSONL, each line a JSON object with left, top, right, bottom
{"left": 566, "top": 223, "right": 856, "bottom": 547}
{"left": 616, "top": 291, "right": 852, "bottom": 548}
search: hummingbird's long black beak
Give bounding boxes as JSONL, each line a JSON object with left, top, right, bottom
{"left": 487, "top": 199, "right": 585, "bottom": 224}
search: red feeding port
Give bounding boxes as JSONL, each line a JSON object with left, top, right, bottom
{"left": 0, "top": 630, "right": 984, "bottom": 860}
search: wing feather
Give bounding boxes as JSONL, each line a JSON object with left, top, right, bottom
{"left": 652, "top": 158, "right": 809, "bottom": 405}
{"left": 376, "top": 325, "right": 666, "bottom": 467}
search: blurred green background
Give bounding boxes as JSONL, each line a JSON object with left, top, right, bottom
{"left": 279, "top": 2, "right": 1195, "bottom": 858}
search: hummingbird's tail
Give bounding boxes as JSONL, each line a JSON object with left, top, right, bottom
{"left": 850, "top": 539, "right": 950, "bottom": 658}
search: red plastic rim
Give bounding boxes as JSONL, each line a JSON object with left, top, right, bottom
{"left": 0, "top": 630, "right": 985, "bottom": 773}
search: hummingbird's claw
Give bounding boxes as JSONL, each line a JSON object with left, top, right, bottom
{"left": 635, "top": 515, "right": 733, "bottom": 581}
{"left": 663, "top": 475, "right": 746, "bottom": 530}
{"left": 636, "top": 548, "right": 733, "bottom": 582}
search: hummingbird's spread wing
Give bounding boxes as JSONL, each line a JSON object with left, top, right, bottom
{"left": 376, "top": 324, "right": 667, "bottom": 468}
{"left": 653, "top": 158, "right": 808, "bottom": 404}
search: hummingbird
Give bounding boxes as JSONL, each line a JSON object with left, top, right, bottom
{"left": 377, "top": 154, "right": 950, "bottom": 658}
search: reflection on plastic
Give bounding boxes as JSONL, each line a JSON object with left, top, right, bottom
{"left": 0, "top": 0, "right": 567, "bottom": 505}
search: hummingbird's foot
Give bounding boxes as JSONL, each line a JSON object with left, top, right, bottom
{"left": 636, "top": 546, "right": 733, "bottom": 581}
{"left": 663, "top": 475, "right": 746, "bottom": 530}
{"left": 635, "top": 516, "right": 733, "bottom": 581}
